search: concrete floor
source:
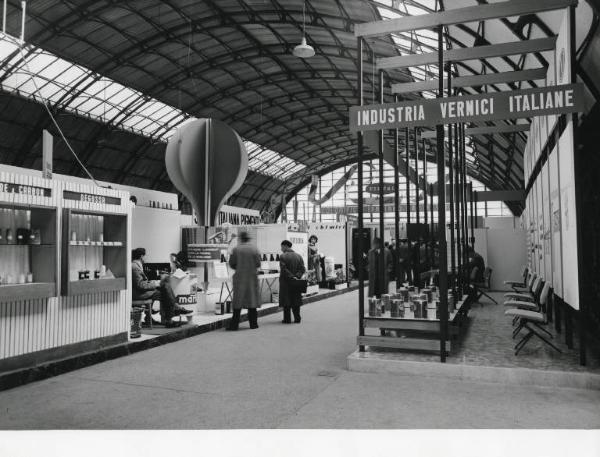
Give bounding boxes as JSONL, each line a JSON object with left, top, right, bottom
{"left": 0, "top": 291, "right": 599, "bottom": 429}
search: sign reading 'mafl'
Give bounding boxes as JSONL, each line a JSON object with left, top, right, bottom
{"left": 349, "top": 83, "right": 584, "bottom": 132}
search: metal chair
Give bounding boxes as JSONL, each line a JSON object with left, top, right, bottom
{"left": 504, "top": 265, "right": 529, "bottom": 292}
{"left": 471, "top": 267, "right": 498, "bottom": 305}
{"left": 132, "top": 299, "right": 153, "bottom": 329}
{"left": 505, "top": 282, "right": 561, "bottom": 355}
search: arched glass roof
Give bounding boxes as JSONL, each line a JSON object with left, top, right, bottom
{"left": 0, "top": 32, "right": 305, "bottom": 180}
{"left": 0, "top": 0, "right": 597, "bottom": 214}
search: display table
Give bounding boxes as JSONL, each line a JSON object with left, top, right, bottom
{"left": 358, "top": 294, "right": 469, "bottom": 354}
{"left": 258, "top": 273, "right": 279, "bottom": 302}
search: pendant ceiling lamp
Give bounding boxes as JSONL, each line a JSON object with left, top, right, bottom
{"left": 293, "top": 0, "right": 315, "bottom": 58}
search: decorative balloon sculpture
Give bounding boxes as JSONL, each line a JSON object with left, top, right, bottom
{"left": 165, "top": 119, "right": 248, "bottom": 226}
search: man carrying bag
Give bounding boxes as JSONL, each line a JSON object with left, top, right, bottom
{"left": 279, "top": 240, "right": 306, "bottom": 324}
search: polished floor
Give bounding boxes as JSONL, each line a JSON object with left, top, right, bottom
{"left": 0, "top": 291, "right": 599, "bottom": 429}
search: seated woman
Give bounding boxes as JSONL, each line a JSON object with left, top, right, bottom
{"left": 131, "top": 247, "right": 191, "bottom": 328}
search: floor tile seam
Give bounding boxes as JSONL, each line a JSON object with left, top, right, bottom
{"left": 273, "top": 371, "right": 347, "bottom": 428}
{"left": 68, "top": 375, "right": 242, "bottom": 397}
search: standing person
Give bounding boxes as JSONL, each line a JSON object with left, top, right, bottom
{"left": 308, "top": 235, "right": 322, "bottom": 283}
{"left": 279, "top": 239, "right": 306, "bottom": 324}
{"left": 227, "top": 231, "right": 261, "bottom": 331}
{"left": 368, "top": 237, "right": 392, "bottom": 297}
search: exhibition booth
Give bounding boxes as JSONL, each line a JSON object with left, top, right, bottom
{"left": 0, "top": 162, "right": 356, "bottom": 375}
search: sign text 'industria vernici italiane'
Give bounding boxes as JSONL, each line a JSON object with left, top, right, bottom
{"left": 349, "top": 83, "right": 584, "bottom": 132}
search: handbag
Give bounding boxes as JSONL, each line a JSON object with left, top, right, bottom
{"left": 289, "top": 277, "right": 308, "bottom": 294}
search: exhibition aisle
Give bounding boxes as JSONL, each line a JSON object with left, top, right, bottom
{"left": 0, "top": 291, "right": 599, "bottom": 429}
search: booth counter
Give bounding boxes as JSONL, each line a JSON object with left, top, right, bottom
{"left": 0, "top": 166, "right": 131, "bottom": 374}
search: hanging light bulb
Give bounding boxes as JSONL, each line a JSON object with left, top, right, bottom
{"left": 293, "top": 0, "right": 315, "bottom": 58}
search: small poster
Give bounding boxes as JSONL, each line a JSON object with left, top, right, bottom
{"left": 214, "top": 262, "right": 229, "bottom": 280}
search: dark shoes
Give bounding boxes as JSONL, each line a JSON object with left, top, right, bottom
{"left": 282, "top": 320, "right": 291, "bottom": 324}
{"left": 294, "top": 319, "right": 301, "bottom": 324}
{"left": 250, "top": 324, "right": 259, "bottom": 329}
{"left": 173, "top": 306, "right": 193, "bottom": 315}
{"left": 164, "top": 321, "right": 182, "bottom": 328}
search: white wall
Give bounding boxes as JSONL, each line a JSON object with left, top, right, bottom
{"left": 486, "top": 228, "right": 527, "bottom": 290}
{"left": 132, "top": 206, "right": 181, "bottom": 263}
{"left": 484, "top": 216, "right": 517, "bottom": 230}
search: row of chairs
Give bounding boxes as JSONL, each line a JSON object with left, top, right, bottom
{"left": 503, "top": 267, "right": 561, "bottom": 355}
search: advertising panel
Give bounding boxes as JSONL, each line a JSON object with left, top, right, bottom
{"left": 558, "top": 121, "right": 579, "bottom": 309}
{"left": 549, "top": 145, "right": 563, "bottom": 298}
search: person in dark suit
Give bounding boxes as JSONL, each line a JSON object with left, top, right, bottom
{"left": 279, "top": 239, "right": 306, "bottom": 324}
{"left": 131, "top": 247, "right": 191, "bottom": 328}
{"left": 368, "top": 237, "right": 392, "bottom": 297}
{"left": 227, "top": 231, "right": 261, "bottom": 331}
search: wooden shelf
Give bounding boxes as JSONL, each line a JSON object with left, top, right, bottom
{"left": 66, "top": 278, "right": 126, "bottom": 296}
{"left": 0, "top": 282, "right": 56, "bottom": 301}
{"left": 68, "top": 241, "right": 124, "bottom": 247}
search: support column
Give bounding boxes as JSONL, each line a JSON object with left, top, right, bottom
{"left": 436, "top": 26, "right": 449, "bottom": 362}
{"left": 357, "top": 37, "right": 365, "bottom": 352}
{"left": 378, "top": 69, "right": 386, "bottom": 297}
{"left": 414, "top": 127, "right": 420, "bottom": 287}
{"left": 394, "top": 96, "right": 401, "bottom": 286}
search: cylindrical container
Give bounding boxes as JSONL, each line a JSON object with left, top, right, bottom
{"left": 422, "top": 288, "right": 433, "bottom": 303}
{"left": 381, "top": 294, "right": 391, "bottom": 312}
{"left": 215, "top": 302, "right": 224, "bottom": 315}
{"left": 130, "top": 308, "right": 143, "bottom": 339}
{"left": 413, "top": 300, "right": 422, "bottom": 318}
{"left": 376, "top": 299, "right": 382, "bottom": 316}
{"left": 390, "top": 299, "right": 400, "bottom": 318}
{"left": 324, "top": 256, "right": 335, "bottom": 279}
{"left": 368, "top": 297, "right": 378, "bottom": 317}
{"left": 400, "top": 288, "right": 409, "bottom": 302}
{"left": 422, "top": 301, "right": 428, "bottom": 319}
{"left": 26, "top": 272, "right": 33, "bottom": 283}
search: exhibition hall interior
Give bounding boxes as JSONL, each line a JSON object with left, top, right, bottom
{"left": 0, "top": 0, "right": 600, "bottom": 439}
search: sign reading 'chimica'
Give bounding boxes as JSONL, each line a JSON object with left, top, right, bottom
{"left": 349, "top": 83, "right": 584, "bottom": 132}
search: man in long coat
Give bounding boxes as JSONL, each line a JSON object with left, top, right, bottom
{"left": 279, "top": 239, "right": 306, "bottom": 324}
{"left": 227, "top": 231, "right": 261, "bottom": 330}
{"left": 368, "top": 237, "right": 392, "bottom": 297}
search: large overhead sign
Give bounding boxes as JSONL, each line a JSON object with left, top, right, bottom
{"left": 349, "top": 83, "right": 584, "bottom": 132}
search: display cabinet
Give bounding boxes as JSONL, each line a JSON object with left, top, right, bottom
{"left": 61, "top": 208, "right": 127, "bottom": 295}
{"left": 0, "top": 204, "right": 57, "bottom": 301}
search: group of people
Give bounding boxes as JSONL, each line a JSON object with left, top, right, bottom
{"left": 131, "top": 233, "right": 307, "bottom": 331}
{"left": 226, "top": 234, "right": 306, "bottom": 330}
{"left": 366, "top": 236, "right": 486, "bottom": 299}
{"left": 131, "top": 248, "right": 193, "bottom": 328}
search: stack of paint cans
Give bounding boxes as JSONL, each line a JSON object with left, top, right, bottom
{"left": 398, "top": 287, "right": 409, "bottom": 302}
{"left": 413, "top": 299, "right": 428, "bottom": 318}
{"left": 390, "top": 299, "right": 401, "bottom": 318}
{"left": 422, "top": 288, "right": 433, "bottom": 303}
{"left": 381, "top": 294, "right": 391, "bottom": 313}
{"left": 368, "top": 297, "right": 378, "bottom": 317}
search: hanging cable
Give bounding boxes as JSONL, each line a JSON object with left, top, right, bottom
{"left": 15, "top": 22, "right": 100, "bottom": 186}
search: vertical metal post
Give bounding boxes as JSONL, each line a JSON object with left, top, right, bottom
{"left": 437, "top": 26, "right": 448, "bottom": 362}
{"left": 570, "top": 5, "right": 586, "bottom": 365}
{"left": 405, "top": 127, "right": 411, "bottom": 282}
{"left": 378, "top": 69, "right": 386, "bottom": 296}
{"left": 448, "top": 72, "right": 456, "bottom": 296}
{"left": 469, "top": 182, "right": 475, "bottom": 249}
{"left": 414, "top": 127, "right": 420, "bottom": 286}
{"left": 421, "top": 139, "right": 431, "bottom": 270}
{"left": 394, "top": 95, "right": 401, "bottom": 286}
{"left": 462, "top": 124, "right": 469, "bottom": 283}
{"left": 429, "top": 183, "right": 434, "bottom": 264}
{"left": 357, "top": 37, "right": 365, "bottom": 352}
{"left": 455, "top": 122, "right": 463, "bottom": 293}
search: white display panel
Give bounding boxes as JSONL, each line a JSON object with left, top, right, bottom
{"left": 542, "top": 162, "right": 553, "bottom": 285}
{"left": 558, "top": 121, "right": 579, "bottom": 309}
{"left": 547, "top": 44, "right": 558, "bottom": 135}
{"left": 549, "top": 145, "right": 563, "bottom": 298}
